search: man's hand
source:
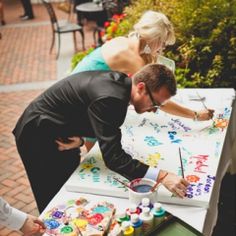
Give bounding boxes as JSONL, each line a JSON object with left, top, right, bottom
{"left": 20, "top": 215, "right": 46, "bottom": 236}
{"left": 55, "top": 136, "right": 83, "bottom": 151}
{"left": 158, "top": 170, "right": 189, "bottom": 198}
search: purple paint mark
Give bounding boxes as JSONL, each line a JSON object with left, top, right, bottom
{"left": 168, "top": 119, "right": 191, "bottom": 132}
{"left": 52, "top": 211, "right": 64, "bottom": 219}
{"left": 186, "top": 175, "right": 215, "bottom": 198}
{"left": 149, "top": 122, "right": 160, "bottom": 133}
{"left": 138, "top": 118, "right": 148, "bottom": 127}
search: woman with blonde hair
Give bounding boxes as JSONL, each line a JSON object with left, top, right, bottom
{"left": 69, "top": 10, "right": 214, "bottom": 150}
{"left": 73, "top": 10, "right": 175, "bottom": 75}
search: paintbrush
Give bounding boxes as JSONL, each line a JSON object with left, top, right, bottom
{"left": 151, "top": 172, "right": 169, "bottom": 192}
{"left": 196, "top": 91, "right": 208, "bottom": 110}
{"left": 178, "top": 147, "right": 185, "bottom": 179}
{"left": 196, "top": 91, "right": 214, "bottom": 125}
{"left": 113, "top": 177, "right": 133, "bottom": 190}
{"left": 76, "top": 225, "right": 83, "bottom": 236}
{"left": 104, "top": 209, "right": 116, "bottom": 236}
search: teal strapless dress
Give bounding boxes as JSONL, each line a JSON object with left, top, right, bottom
{"left": 71, "top": 47, "right": 110, "bottom": 143}
{"left": 71, "top": 47, "right": 110, "bottom": 74}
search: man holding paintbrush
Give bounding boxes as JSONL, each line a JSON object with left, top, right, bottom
{"left": 14, "top": 64, "right": 197, "bottom": 212}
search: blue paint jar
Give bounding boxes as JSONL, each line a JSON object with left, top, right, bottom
{"left": 131, "top": 214, "right": 143, "bottom": 236}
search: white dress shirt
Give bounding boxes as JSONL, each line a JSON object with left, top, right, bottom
{"left": 0, "top": 197, "right": 27, "bottom": 230}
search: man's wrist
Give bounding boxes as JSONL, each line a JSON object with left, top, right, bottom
{"left": 79, "top": 137, "right": 85, "bottom": 147}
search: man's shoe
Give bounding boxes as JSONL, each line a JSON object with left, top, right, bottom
{"left": 21, "top": 15, "right": 34, "bottom": 20}
{"left": 19, "top": 14, "right": 26, "bottom": 18}
{"left": 1, "top": 20, "right": 6, "bottom": 25}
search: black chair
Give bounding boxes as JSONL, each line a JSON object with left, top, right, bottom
{"left": 92, "top": 0, "right": 117, "bottom": 46}
{"left": 42, "top": 0, "right": 85, "bottom": 59}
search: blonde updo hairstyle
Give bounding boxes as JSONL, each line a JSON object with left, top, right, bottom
{"left": 129, "top": 11, "right": 175, "bottom": 64}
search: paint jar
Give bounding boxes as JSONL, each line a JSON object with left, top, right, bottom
{"left": 130, "top": 214, "right": 143, "bottom": 236}
{"left": 126, "top": 204, "right": 141, "bottom": 217}
{"left": 121, "top": 221, "right": 134, "bottom": 236}
{"left": 128, "top": 178, "right": 157, "bottom": 205}
{"left": 139, "top": 198, "right": 153, "bottom": 211}
{"left": 116, "top": 212, "right": 130, "bottom": 224}
{"left": 108, "top": 223, "right": 122, "bottom": 236}
{"left": 139, "top": 207, "right": 154, "bottom": 233}
{"left": 151, "top": 202, "right": 166, "bottom": 226}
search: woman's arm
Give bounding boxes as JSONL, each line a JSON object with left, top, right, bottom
{"left": 160, "top": 100, "right": 214, "bottom": 121}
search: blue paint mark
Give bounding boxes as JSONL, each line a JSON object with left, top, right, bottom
{"left": 144, "top": 136, "right": 162, "bottom": 146}
{"left": 172, "top": 139, "right": 182, "bottom": 144}
{"left": 44, "top": 219, "right": 60, "bottom": 229}
{"left": 168, "top": 131, "right": 182, "bottom": 143}
{"left": 92, "top": 206, "right": 110, "bottom": 214}
{"left": 91, "top": 167, "right": 100, "bottom": 173}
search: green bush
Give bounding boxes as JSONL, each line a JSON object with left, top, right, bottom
{"left": 117, "top": 0, "right": 236, "bottom": 88}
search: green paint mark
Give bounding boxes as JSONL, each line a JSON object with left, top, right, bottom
{"left": 60, "top": 225, "right": 73, "bottom": 234}
{"left": 67, "top": 200, "right": 75, "bottom": 205}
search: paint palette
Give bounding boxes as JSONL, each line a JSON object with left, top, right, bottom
{"left": 43, "top": 198, "right": 115, "bottom": 236}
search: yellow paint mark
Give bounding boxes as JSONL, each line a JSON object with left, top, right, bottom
{"left": 146, "top": 153, "right": 161, "bottom": 167}
{"left": 81, "top": 163, "right": 93, "bottom": 169}
{"left": 73, "top": 219, "right": 88, "bottom": 229}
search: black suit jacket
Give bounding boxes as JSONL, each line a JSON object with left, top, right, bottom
{"left": 13, "top": 71, "right": 149, "bottom": 180}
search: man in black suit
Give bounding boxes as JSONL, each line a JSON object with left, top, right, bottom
{"left": 20, "top": 0, "right": 34, "bottom": 20}
{"left": 13, "top": 64, "right": 189, "bottom": 212}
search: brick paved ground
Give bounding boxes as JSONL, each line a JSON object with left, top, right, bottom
{"left": 0, "top": 0, "right": 95, "bottom": 235}
{"left": 0, "top": 0, "right": 95, "bottom": 85}
{"left": 0, "top": 90, "right": 42, "bottom": 236}
{"left": 0, "top": 25, "right": 57, "bottom": 85}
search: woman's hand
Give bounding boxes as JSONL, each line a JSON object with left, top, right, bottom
{"left": 196, "top": 109, "right": 215, "bottom": 121}
{"left": 158, "top": 170, "right": 189, "bottom": 198}
{"left": 55, "top": 136, "right": 83, "bottom": 151}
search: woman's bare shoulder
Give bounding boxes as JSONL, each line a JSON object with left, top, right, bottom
{"left": 102, "top": 37, "right": 144, "bottom": 74}
{"left": 103, "top": 36, "right": 130, "bottom": 52}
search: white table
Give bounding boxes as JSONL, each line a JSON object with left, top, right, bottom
{"left": 41, "top": 88, "right": 235, "bottom": 236}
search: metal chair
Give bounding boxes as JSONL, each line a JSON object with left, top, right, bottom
{"left": 92, "top": 0, "right": 117, "bottom": 46}
{"left": 42, "top": 0, "right": 85, "bottom": 59}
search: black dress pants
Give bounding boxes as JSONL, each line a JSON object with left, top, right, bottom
{"left": 15, "top": 120, "right": 81, "bottom": 213}
{"left": 20, "top": 0, "right": 34, "bottom": 18}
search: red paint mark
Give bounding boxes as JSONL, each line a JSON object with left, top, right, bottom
{"left": 190, "top": 155, "right": 209, "bottom": 174}
{"left": 88, "top": 213, "right": 104, "bottom": 225}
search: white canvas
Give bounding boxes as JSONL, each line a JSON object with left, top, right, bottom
{"left": 65, "top": 89, "right": 234, "bottom": 208}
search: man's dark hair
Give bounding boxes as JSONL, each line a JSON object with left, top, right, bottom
{"left": 133, "top": 64, "right": 177, "bottom": 96}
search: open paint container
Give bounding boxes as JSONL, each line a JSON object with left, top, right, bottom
{"left": 128, "top": 178, "right": 157, "bottom": 205}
